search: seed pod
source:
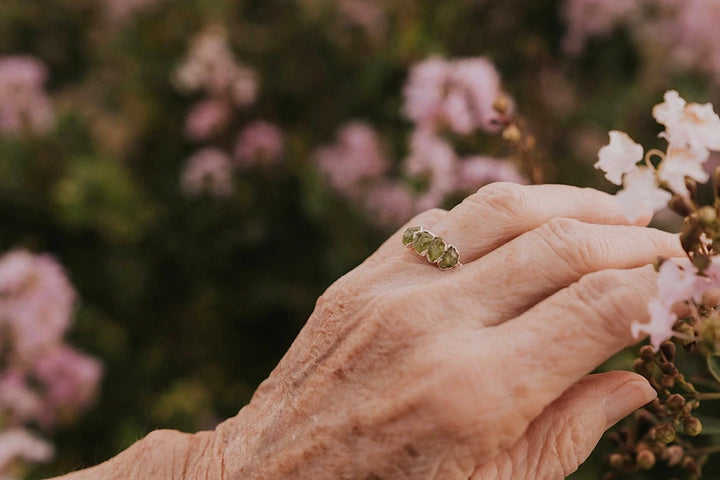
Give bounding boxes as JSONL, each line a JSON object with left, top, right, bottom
{"left": 655, "top": 423, "right": 676, "bottom": 444}
{"left": 639, "top": 345, "right": 655, "bottom": 362}
{"left": 633, "top": 358, "right": 652, "bottom": 378}
{"left": 637, "top": 449, "right": 656, "bottom": 470}
{"left": 660, "top": 342, "right": 676, "bottom": 362}
{"left": 659, "top": 362, "right": 678, "bottom": 376}
{"left": 683, "top": 416, "right": 702, "bottom": 436}
{"left": 608, "top": 453, "right": 625, "bottom": 469}
{"left": 666, "top": 393, "right": 686, "bottom": 412}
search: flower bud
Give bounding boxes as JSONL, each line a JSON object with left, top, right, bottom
{"left": 671, "top": 301, "right": 691, "bottom": 319}
{"left": 502, "top": 124, "right": 521, "bottom": 143}
{"left": 703, "top": 288, "right": 720, "bottom": 308}
{"left": 665, "top": 393, "right": 686, "bottom": 412}
{"left": 714, "top": 165, "right": 720, "bottom": 199}
{"left": 492, "top": 95, "right": 511, "bottom": 114}
{"left": 639, "top": 345, "right": 655, "bottom": 362}
{"left": 655, "top": 423, "right": 676, "bottom": 444}
{"left": 660, "top": 341, "right": 676, "bottom": 362}
{"left": 700, "top": 312, "right": 720, "bottom": 344}
{"left": 662, "top": 445, "right": 684, "bottom": 466}
{"left": 682, "top": 456, "right": 700, "bottom": 475}
{"left": 633, "top": 358, "right": 652, "bottom": 378}
{"left": 686, "top": 178, "right": 698, "bottom": 198}
{"left": 608, "top": 453, "right": 625, "bottom": 469}
{"left": 659, "top": 362, "right": 678, "bottom": 376}
{"left": 668, "top": 194, "right": 693, "bottom": 217}
{"left": 636, "top": 449, "right": 656, "bottom": 470}
{"left": 645, "top": 398, "right": 663, "bottom": 415}
{"left": 675, "top": 322, "right": 696, "bottom": 346}
{"left": 698, "top": 205, "right": 717, "bottom": 226}
{"left": 661, "top": 374, "right": 676, "bottom": 388}
{"left": 683, "top": 416, "right": 702, "bottom": 436}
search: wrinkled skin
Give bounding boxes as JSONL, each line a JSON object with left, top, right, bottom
{"left": 53, "top": 183, "right": 683, "bottom": 480}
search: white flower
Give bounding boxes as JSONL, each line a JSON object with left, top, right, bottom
{"left": 615, "top": 167, "right": 671, "bottom": 222}
{"left": 657, "top": 146, "right": 710, "bottom": 197}
{"left": 632, "top": 298, "right": 678, "bottom": 350}
{"left": 594, "top": 131, "right": 643, "bottom": 185}
{"left": 653, "top": 90, "right": 720, "bottom": 152}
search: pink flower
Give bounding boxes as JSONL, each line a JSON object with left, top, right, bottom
{"left": 173, "top": 26, "right": 258, "bottom": 107}
{"left": 235, "top": 121, "right": 284, "bottom": 168}
{"left": 0, "top": 428, "right": 53, "bottom": 472}
{"left": 403, "top": 57, "right": 507, "bottom": 135}
{"left": 657, "top": 146, "right": 710, "bottom": 197}
{"left": 181, "top": 148, "right": 234, "bottom": 197}
{"left": 0, "top": 372, "right": 43, "bottom": 424}
{"left": 633, "top": 298, "right": 678, "bottom": 351}
{"left": 594, "top": 131, "right": 644, "bottom": 185}
{"left": 363, "top": 182, "right": 415, "bottom": 227}
{"left": 103, "top": 0, "right": 162, "bottom": 21}
{"left": 315, "top": 122, "right": 388, "bottom": 193}
{"left": 562, "top": 0, "right": 640, "bottom": 54}
{"left": 653, "top": 90, "right": 720, "bottom": 153}
{"left": 614, "top": 167, "right": 671, "bottom": 222}
{"left": 185, "top": 99, "right": 231, "bottom": 141}
{"left": 404, "top": 129, "right": 456, "bottom": 205}
{"left": 337, "top": 0, "right": 386, "bottom": 39}
{"left": 33, "top": 346, "right": 102, "bottom": 414}
{"left": 455, "top": 156, "right": 526, "bottom": 191}
{"left": 0, "top": 251, "right": 75, "bottom": 359}
{"left": 0, "top": 56, "right": 54, "bottom": 136}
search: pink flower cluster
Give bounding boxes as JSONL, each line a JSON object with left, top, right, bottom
{"left": 595, "top": 91, "right": 720, "bottom": 348}
{"left": 0, "top": 56, "right": 54, "bottom": 137}
{"left": 102, "top": 0, "right": 162, "bottom": 22}
{"left": 563, "top": 0, "right": 720, "bottom": 81}
{"left": 595, "top": 90, "right": 720, "bottom": 221}
{"left": 0, "top": 250, "right": 102, "bottom": 476}
{"left": 315, "top": 56, "right": 525, "bottom": 227}
{"left": 336, "top": 0, "right": 387, "bottom": 39}
{"left": 403, "top": 57, "right": 509, "bottom": 135}
{"left": 175, "top": 26, "right": 284, "bottom": 198}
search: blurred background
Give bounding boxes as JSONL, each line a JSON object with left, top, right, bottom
{"left": 2, "top": 0, "right": 720, "bottom": 478}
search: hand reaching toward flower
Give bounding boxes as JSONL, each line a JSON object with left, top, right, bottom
{"left": 50, "top": 183, "right": 683, "bottom": 480}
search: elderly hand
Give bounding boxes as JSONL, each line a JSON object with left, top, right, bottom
{"left": 53, "top": 183, "right": 684, "bottom": 480}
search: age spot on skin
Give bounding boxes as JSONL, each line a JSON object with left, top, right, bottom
{"left": 404, "top": 443, "right": 419, "bottom": 457}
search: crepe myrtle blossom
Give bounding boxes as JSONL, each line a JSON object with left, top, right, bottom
{"left": 455, "top": 156, "right": 527, "bottom": 191}
{"left": 315, "top": 121, "right": 388, "bottom": 193}
{"left": 657, "top": 147, "right": 709, "bottom": 197}
{"left": 0, "top": 428, "right": 53, "bottom": 474}
{"left": 184, "top": 99, "right": 231, "bottom": 141}
{"left": 403, "top": 56, "right": 509, "bottom": 135}
{"left": 594, "top": 130, "right": 644, "bottom": 185}
{"left": 0, "top": 56, "right": 54, "bottom": 136}
{"left": 614, "top": 167, "right": 671, "bottom": 223}
{"left": 653, "top": 90, "right": 720, "bottom": 153}
{"left": 181, "top": 148, "right": 234, "bottom": 197}
{"left": 234, "top": 121, "right": 284, "bottom": 168}
{"left": 632, "top": 259, "right": 720, "bottom": 349}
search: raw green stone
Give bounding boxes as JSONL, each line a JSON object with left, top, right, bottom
{"left": 412, "top": 231, "right": 434, "bottom": 254}
{"left": 427, "top": 237, "right": 446, "bottom": 262}
{"left": 437, "top": 246, "right": 459, "bottom": 269}
{"left": 402, "top": 227, "right": 421, "bottom": 246}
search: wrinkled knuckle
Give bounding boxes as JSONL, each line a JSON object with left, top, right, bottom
{"left": 537, "top": 218, "right": 596, "bottom": 273}
{"left": 471, "top": 182, "right": 527, "bottom": 221}
{"left": 409, "top": 207, "right": 447, "bottom": 228}
{"left": 570, "top": 271, "right": 628, "bottom": 334}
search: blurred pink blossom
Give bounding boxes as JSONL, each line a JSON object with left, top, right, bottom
{"left": 455, "top": 156, "right": 527, "bottom": 191}
{"left": 403, "top": 56, "right": 508, "bottom": 135}
{"left": 405, "top": 130, "right": 456, "bottom": 210}
{"left": 337, "top": 0, "right": 387, "bottom": 39}
{"left": 562, "top": 0, "right": 640, "bottom": 54}
{"left": 185, "top": 99, "right": 231, "bottom": 141}
{"left": 0, "top": 373, "right": 43, "bottom": 424}
{"left": 174, "top": 26, "right": 258, "bottom": 107}
{"left": 103, "top": 0, "right": 162, "bottom": 21}
{"left": 0, "top": 428, "right": 53, "bottom": 473}
{"left": 315, "top": 121, "right": 388, "bottom": 193}
{"left": 0, "top": 251, "right": 75, "bottom": 359}
{"left": 181, "top": 148, "right": 234, "bottom": 197}
{"left": 363, "top": 182, "right": 415, "bottom": 227}
{"left": 235, "top": 121, "right": 284, "bottom": 167}
{"left": 33, "top": 346, "right": 103, "bottom": 415}
{"left": 0, "top": 56, "right": 54, "bottom": 136}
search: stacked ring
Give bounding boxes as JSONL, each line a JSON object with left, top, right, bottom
{"left": 402, "top": 227, "right": 461, "bottom": 270}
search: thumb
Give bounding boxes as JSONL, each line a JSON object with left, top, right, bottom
{"left": 471, "top": 371, "right": 656, "bottom": 480}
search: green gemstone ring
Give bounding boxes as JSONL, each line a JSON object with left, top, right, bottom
{"left": 401, "top": 226, "right": 461, "bottom": 270}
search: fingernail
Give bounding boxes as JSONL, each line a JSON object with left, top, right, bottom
{"left": 604, "top": 380, "right": 656, "bottom": 428}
